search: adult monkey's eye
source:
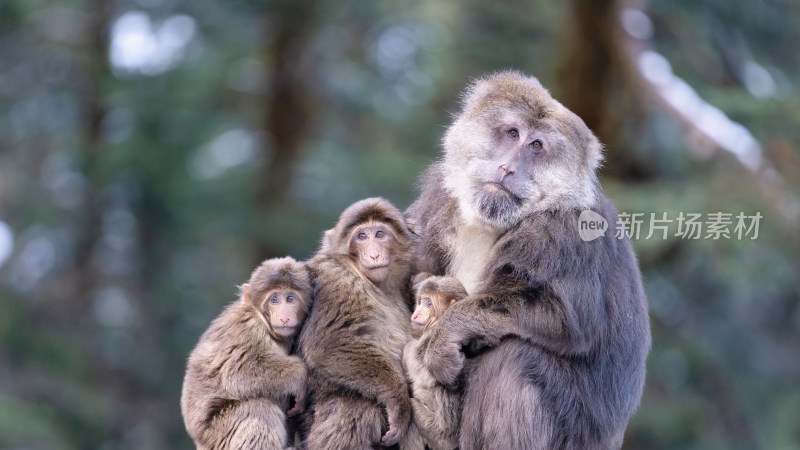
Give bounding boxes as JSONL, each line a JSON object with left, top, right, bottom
{"left": 532, "top": 139, "right": 543, "bottom": 149}
{"left": 357, "top": 232, "right": 368, "bottom": 240}
{"left": 508, "top": 128, "right": 519, "bottom": 138}
{"left": 375, "top": 230, "right": 385, "bottom": 238}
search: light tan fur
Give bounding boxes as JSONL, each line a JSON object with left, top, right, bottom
{"left": 403, "top": 274, "right": 467, "bottom": 450}
{"left": 449, "top": 221, "right": 499, "bottom": 294}
{"left": 181, "top": 257, "right": 311, "bottom": 450}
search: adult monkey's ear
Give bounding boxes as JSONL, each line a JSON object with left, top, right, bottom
{"left": 411, "top": 272, "right": 434, "bottom": 290}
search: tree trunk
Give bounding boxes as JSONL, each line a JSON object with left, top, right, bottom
{"left": 252, "top": 3, "right": 317, "bottom": 262}
{"left": 556, "top": 0, "right": 656, "bottom": 180}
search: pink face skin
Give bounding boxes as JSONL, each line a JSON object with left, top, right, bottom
{"left": 265, "top": 289, "right": 306, "bottom": 337}
{"left": 242, "top": 284, "right": 306, "bottom": 337}
{"left": 481, "top": 123, "right": 548, "bottom": 199}
{"left": 350, "top": 222, "right": 397, "bottom": 284}
{"left": 411, "top": 295, "right": 434, "bottom": 330}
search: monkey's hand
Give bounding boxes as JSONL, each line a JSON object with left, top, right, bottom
{"left": 286, "top": 363, "right": 307, "bottom": 417}
{"left": 286, "top": 397, "right": 304, "bottom": 417}
{"left": 421, "top": 326, "right": 465, "bottom": 386}
{"left": 421, "top": 293, "right": 526, "bottom": 385}
{"left": 378, "top": 390, "right": 411, "bottom": 447}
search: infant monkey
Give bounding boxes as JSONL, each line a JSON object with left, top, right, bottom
{"left": 181, "top": 257, "right": 311, "bottom": 450}
{"left": 403, "top": 273, "right": 468, "bottom": 450}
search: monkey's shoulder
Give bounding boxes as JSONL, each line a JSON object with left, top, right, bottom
{"left": 309, "top": 254, "right": 381, "bottom": 299}
{"left": 308, "top": 253, "right": 360, "bottom": 280}
{"left": 500, "top": 196, "right": 623, "bottom": 255}
{"left": 407, "top": 163, "right": 457, "bottom": 226}
{"left": 191, "top": 303, "right": 282, "bottom": 363}
{"left": 301, "top": 258, "right": 377, "bottom": 324}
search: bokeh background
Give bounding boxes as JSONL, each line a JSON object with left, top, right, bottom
{"left": 1, "top": 0, "right": 799, "bottom": 448}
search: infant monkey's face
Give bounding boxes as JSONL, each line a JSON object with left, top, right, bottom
{"left": 264, "top": 288, "right": 307, "bottom": 336}
{"left": 410, "top": 275, "right": 468, "bottom": 331}
{"left": 411, "top": 294, "right": 435, "bottom": 329}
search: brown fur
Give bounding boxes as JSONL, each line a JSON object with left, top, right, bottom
{"left": 181, "top": 257, "right": 311, "bottom": 450}
{"left": 407, "top": 71, "right": 650, "bottom": 449}
{"left": 403, "top": 275, "right": 467, "bottom": 450}
{"left": 297, "top": 198, "right": 422, "bottom": 449}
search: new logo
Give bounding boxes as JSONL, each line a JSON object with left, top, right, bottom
{"left": 578, "top": 210, "right": 608, "bottom": 241}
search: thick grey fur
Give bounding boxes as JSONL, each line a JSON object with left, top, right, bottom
{"left": 406, "top": 71, "right": 651, "bottom": 450}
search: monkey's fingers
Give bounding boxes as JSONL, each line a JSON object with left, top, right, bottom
{"left": 424, "top": 341, "right": 464, "bottom": 385}
{"left": 380, "top": 424, "right": 402, "bottom": 447}
{"left": 286, "top": 403, "right": 303, "bottom": 417}
{"left": 379, "top": 394, "right": 410, "bottom": 447}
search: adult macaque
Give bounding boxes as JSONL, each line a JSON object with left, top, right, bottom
{"left": 403, "top": 273, "right": 468, "bottom": 450}
{"left": 298, "top": 197, "right": 421, "bottom": 449}
{"left": 181, "top": 257, "right": 311, "bottom": 450}
{"left": 407, "top": 71, "right": 651, "bottom": 449}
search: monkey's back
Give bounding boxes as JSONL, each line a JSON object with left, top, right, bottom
{"left": 181, "top": 302, "right": 291, "bottom": 448}
{"left": 299, "top": 254, "right": 411, "bottom": 387}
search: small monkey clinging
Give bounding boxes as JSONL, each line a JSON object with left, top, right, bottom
{"left": 181, "top": 257, "right": 311, "bottom": 450}
{"left": 404, "top": 273, "right": 468, "bottom": 450}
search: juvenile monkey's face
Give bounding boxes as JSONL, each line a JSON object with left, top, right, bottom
{"left": 411, "top": 295, "right": 435, "bottom": 330}
{"left": 349, "top": 221, "right": 397, "bottom": 284}
{"left": 410, "top": 276, "right": 466, "bottom": 330}
{"left": 264, "top": 288, "right": 307, "bottom": 337}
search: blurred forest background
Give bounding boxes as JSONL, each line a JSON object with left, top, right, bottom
{"left": 1, "top": 0, "right": 799, "bottom": 448}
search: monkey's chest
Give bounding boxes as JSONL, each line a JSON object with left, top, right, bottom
{"left": 448, "top": 223, "right": 499, "bottom": 294}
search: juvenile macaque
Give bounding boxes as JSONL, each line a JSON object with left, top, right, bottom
{"left": 181, "top": 257, "right": 311, "bottom": 450}
{"left": 403, "top": 273, "right": 468, "bottom": 450}
{"left": 298, "top": 197, "right": 420, "bottom": 449}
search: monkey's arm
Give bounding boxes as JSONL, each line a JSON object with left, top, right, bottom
{"left": 423, "top": 268, "right": 600, "bottom": 384}
{"left": 404, "top": 339, "right": 461, "bottom": 447}
{"left": 405, "top": 164, "right": 451, "bottom": 276}
{"left": 221, "top": 353, "right": 307, "bottom": 403}
{"left": 307, "top": 334, "right": 411, "bottom": 445}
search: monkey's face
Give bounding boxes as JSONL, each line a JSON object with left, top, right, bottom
{"left": 349, "top": 221, "right": 397, "bottom": 284}
{"left": 471, "top": 116, "right": 548, "bottom": 227}
{"left": 411, "top": 295, "right": 435, "bottom": 330}
{"left": 443, "top": 73, "right": 602, "bottom": 229}
{"left": 264, "top": 288, "right": 307, "bottom": 337}
{"left": 411, "top": 276, "right": 465, "bottom": 330}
